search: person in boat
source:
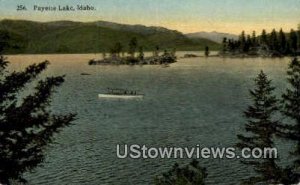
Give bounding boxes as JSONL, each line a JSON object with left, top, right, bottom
{"left": 106, "top": 88, "right": 140, "bottom": 95}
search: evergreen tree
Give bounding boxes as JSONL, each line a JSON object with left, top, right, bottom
{"left": 245, "top": 35, "right": 252, "bottom": 52}
{"left": 251, "top": 31, "right": 257, "bottom": 47}
{"left": 290, "top": 29, "right": 298, "bottom": 54}
{"left": 110, "top": 42, "right": 123, "bottom": 57}
{"left": 155, "top": 160, "right": 207, "bottom": 185}
{"left": 278, "top": 28, "right": 287, "bottom": 54}
{"left": 269, "top": 29, "right": 279, "bottom": 51}
{"left": 281, "top": 58, "right": 300, "bottom": 169}
{"left": 240, "top": 31, "right": 246, "bottom": 51}
{"left": 286, "top": 42, "right": 292, "bottom": 55}
{"left": 261, "top": 29, "right": 268, "bottom": 45}
{"left": 0, "top": 30, "right": 9, "bottom": 52}
{"left": 222, "top": 37, "right": 228, "bottom": 52}
{"left": 227, "top": 39, "right": 236, "bottom": 52}
{"left": 297, "top": 24, "right": 300, "bottom": 49}
{"left": 0, "top": 38, "right": 76, "bottom": 184}
{"left": 205, "top": 46, "right": 210, "bottom": 57}
{"left": 114, "top": 42, "right": 123, "bottom": 57}
{"left": 237, "top": 71, "right": 282, "bottom": 184}
{"left": 138, "top": 46, "right": 144, "bottom": 60}
{"left": 128, "top": 37, "right": 138, "bottom": 57}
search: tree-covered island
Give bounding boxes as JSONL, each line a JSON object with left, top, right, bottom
{"left": 88, "top": 37, "right": 177, "bottom": 65}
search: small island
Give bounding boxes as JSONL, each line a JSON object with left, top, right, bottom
{"left": 88, "top": 38, "right": 177, "bottom": 65}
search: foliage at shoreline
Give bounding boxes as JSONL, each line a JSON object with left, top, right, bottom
{"left": 156, "top": 58, "right": 300, "bottom": 185}
{"left": 235, "top": 58, "right": 300, "bottom": 184}
{"left": 89, "top": 37, "right": 177, "bottom": 65}
{"left": 221, "top": 27, "right": 300, "bottom": 57}
{"left": 89, "top": 51, "right": 177, "bottom": 65}
{"left": 236, "top": 71, "right": 282, "bottom": 184}
{"left": 0, "top": 35, "right": 76, "bottom": 184}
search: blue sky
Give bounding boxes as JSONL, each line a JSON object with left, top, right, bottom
{"left": 0, "top": 0, "right": 299, "bottom": 34}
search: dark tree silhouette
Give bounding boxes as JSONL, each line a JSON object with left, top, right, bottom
{"left": 0, "top": 43, "right": 76, "bottom": 183}
{"left": 222, "top": 27, "right": 300, "bottom": 56}
{"left": 251, "top": 31, "right": 257, "bottom": 47}
{"left": 128, "top": 37, "right": 138, "bottom": 57}
{"left": 138, "top": 46, "right": 144, "bottom": 60}
{"left": 0, "top": 31, "right": 10, "bottom": 52}
{"left": 109, "top": 42, "right": 123, "bottom": 57}
{"left": 237, "top": 71, "right": 282, "bottom": 184}
{"left": 278, "top": 28, "right": 287, "bottom": 54}
{"left": 298, "top": 25, "right": 300, "bottom": 49}
{"left": 281, "top": 58, "right": 300, "bottom": 167}
{"left": 222, "top": 37, "right": 227, "bottom": 52}
{"left": 269, "top": 29, "right": 279, "bottom": 51}
{"left": 245, "top": 34, "right": 251, "bottom": 52}
{"left": 154, "top": 160, "right": 207, "bottom": 185}
{"left": 260, "top": 29, "right": 268, "bottom": 44}
{"left": 240, "top": 31, "right": 246, "bottom": 51}
{"left": 290, "top": 29, "right": 298, "bottom": 54}
{"left": 204, "top": 46, "right": 210, "bottom": 57}
{"left": 114, "top": 42, "right": 123, "bottom": 57}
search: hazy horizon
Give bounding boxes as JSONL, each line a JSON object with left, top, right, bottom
{"left": 0, "top": 0, "right": 300, "bottom": 34}
{"left": 2, "top": 17, "right": 299, "bottom": 36}
{"left": 0, "top": 18, "right": 242, "bottom": 35}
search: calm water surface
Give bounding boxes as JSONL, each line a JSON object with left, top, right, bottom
{"left": 6, "top": 52, "right": 293, "bottom": 185}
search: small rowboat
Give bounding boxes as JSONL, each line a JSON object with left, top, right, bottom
{"left": 99, "top": 88, "right": 144, "bottom": 99}
{"left": 98, "top": 94, "right": 144, "bottom": 99}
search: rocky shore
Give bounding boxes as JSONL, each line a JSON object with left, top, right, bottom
{"left": 88, "top": 53, "right": 176, "bottom": 65}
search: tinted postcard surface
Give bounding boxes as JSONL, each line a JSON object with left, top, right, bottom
{"left": 0, "top": 0, "right": 300, "bottom": 185}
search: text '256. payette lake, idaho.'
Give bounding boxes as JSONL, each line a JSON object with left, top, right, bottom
{"left": 28, "top": 5, "right": 96, "bottom": 12}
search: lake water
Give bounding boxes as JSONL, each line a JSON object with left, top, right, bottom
{"left": 6, "top": 52, "right": 294, "bottom": 185}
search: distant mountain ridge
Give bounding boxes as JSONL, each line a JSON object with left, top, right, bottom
{"left": 94, "top": 21, "right": 176, "bottom": 35}
{"left": 0, "top": 19, "right": 221, "bottom": 54}
{"left": 186, "top": 31, "right": 238, "bottom": 44}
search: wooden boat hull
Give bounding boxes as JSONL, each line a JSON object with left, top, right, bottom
{"left": 98, "top": 94, "right": 144, "bottom": 99}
